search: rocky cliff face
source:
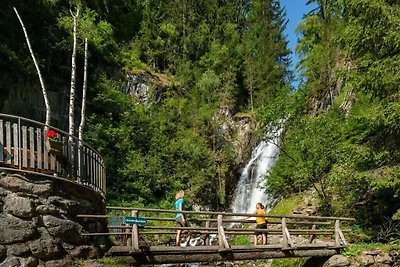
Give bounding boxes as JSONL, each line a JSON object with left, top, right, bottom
{"left": 0, "top": 172, "right": 108, "bottom": 267}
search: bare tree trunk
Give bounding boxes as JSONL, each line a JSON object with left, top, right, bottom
{"left": 68, "top": 9, "right": 79, "bottom": 140}
{"left": 78, "top": 38, "right": 88, "bottom": 144}
{"left": 13, "top": 7, "right": 51, "bottom": 127}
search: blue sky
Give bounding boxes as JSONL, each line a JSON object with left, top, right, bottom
{"left": 279, "top": 0, "right": 317, "bottom": 88}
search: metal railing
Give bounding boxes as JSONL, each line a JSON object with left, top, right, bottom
{"left": 0, "top": 113, "right": 105, "bottom": 197}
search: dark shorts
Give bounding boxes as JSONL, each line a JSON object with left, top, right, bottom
{"left": 176, "top": 216, "right": 189, "bottom": 227}
{"left": 255, "top": 223, "right": 267, "bottom": 235}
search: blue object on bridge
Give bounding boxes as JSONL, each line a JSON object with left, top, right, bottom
{"left": 123, "top": 217, "right": 147, "bottom": 226}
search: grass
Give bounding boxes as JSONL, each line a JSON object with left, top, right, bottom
{"left": 343, "top": 242, "right": 400, "bottom": 257}
{"left": 269, "top": 194, "right": 304, "bottom": 215}
{"left": 270, "top": 258, "right": 308, "bottom": 267}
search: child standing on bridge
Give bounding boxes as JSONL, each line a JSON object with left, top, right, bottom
{"left": 175, "top": 190, "right": 192, "bottom": 246}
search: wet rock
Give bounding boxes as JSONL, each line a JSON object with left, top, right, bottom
{"left": 43, "top": 257, "right": 72, "bottom": 267}
{"left": 4, "top": 194, "right": 34, "bottom": 218}
{"left": 0, "top": 256, "right": 21, "bottom": 267}
{"left": 363, "top": 250, "right": 382, "bottom": 256}
{"left": 0, "top": 214, "right": 37, "bottom": 244}
{"left": 0, "top": 245, "right": 6, "bottom": 262}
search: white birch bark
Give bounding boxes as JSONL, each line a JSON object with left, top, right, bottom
{"left": 78, "top": 38, "right": 88, "bottom": 144}
{"left": 13, "top": 7, "right": 51, "bottom": 127}
{"left": 68, "top": 9, "right": 79, "bottom": 140}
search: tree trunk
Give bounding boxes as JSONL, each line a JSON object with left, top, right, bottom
{"left": 78, "top": 38, "right": 88, "bottom": 143}
{"left": 13, "top": 7, "right": 51, "bottom": 128}
{"left": 68, "top": 9, "right": 79, "bottom": 140}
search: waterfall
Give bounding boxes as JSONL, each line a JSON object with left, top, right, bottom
{"left": 231, "top": 128, "right": 283, "bottom": 213}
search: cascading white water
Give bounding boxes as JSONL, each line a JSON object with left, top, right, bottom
{"left": 231, "top": 128, "right": 283, "bottom": 213}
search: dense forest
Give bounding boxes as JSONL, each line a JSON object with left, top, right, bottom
{"left": 1, "top": 0, "right": 399, "bottom": 245}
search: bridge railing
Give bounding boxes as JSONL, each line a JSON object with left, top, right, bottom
{"left": 79, "top": 207, "right": 355, "bottom": 252}
{"left": 0, "top": 113, "right": 105, "bottom": 197}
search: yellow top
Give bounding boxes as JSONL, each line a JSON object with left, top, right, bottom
{"left": 255, "top": 209, "right": 266, "bottom": 224}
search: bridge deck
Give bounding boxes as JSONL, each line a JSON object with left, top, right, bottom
{"left": 108, "top": 244, "right": 344, "bottom": 264}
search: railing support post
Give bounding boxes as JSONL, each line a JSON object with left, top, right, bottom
{"left": 335, "top": 219, "right": 340, "bottom": 247}
{"left": 217, "top": 214, "right": 230, "bottom": 249}
{"left": 281, "top": 217, "right": 294, "bottom": 249}
{"left": 309, "top": 224, "right": 316, "bottom": 244}
{"left": 204, "top": 220, "right": 210, "bottom": 246}
{"left": 132, "top": 210, "right": 139, "bottom": 251}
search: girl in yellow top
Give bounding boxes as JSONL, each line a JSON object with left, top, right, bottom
{"left": 253, "top": 202, "right": 267, "bottom": 245}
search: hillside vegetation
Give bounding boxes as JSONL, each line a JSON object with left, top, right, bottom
{"left": 1, "top": 0, "right": 399, "bottom": 244}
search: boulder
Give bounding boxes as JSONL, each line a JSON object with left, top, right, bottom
{"left": 29, "top": 230, "right": 62, "bottom": 260}
{"left": 42, "top": 215, "right": 83, "bottom": 244}
{"left": 67, "top": 245, "right": 97, "bottom": 259}
{"left": 322, "top": 255, "right": 350, "bottom": 267}
{"left": 0, "top": 214, "right": 37, "bottom": 244}
{"left": 358, "top": 254, "right": 374, "bottom": 266}
{"left": 0, "top": 175, "right": 52, "bottom": 195}
{"left": 4, "top": 194, "right": 34, "bottom": 218}
{"left": 7, "top": 242, "right": 31, "bottom": 256}
{"left": 375, "top": 252, "right": 393, "bottom": 265}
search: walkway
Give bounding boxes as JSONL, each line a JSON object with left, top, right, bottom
{"left": 0, "top": 113, "right": 105, "bottom": 196}
{"left": 79, "top": 207, "right": 354, "bottom": 265}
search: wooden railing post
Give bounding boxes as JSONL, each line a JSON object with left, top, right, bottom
{"left": 132, "top": 210, "right": 139, "bottom": 251}
{"left": 281, "top": 217, "right": 294, "bottom": 249}
{"left": 217, "top": 214, "right": 230, "bottom": 249}
{"left": 309, "top": 224, "right": 316, "bottom": 244}
{"left": 217, "top": 215, "right": 224, "bottom": 249}
{"left": 335, "top": 219, "right": 340, "bottom": 247}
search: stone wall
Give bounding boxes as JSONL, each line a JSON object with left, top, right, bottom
{"left": 0, "top": 171, "right": 108, "bottom": 267}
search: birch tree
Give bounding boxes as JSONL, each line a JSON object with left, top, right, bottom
{"left": 13, "top": 7, "right": 51, "bottom": 127}
{"left": 78, "top": 38, "right": 88, "bottom": 143}
{"left": 68, "top": 9, "right": 79, "bottom": 140}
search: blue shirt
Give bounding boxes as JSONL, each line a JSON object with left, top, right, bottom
{"left": 175, "top": 197, "right": 185, "bottom": 218}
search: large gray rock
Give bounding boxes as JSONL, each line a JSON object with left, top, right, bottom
{"left": 322, "top": 255, "right": 350, "bottom": 267}
{"left": 0, "top": 245, "right": 5, "bottom": 261}
{"left": 67, "top": 245, "right": 97, "bottom": 259}
{"left": 4, "top": 194, "right": 34, "bottom": 218}
{"left": 375, "top": 252, "right": 393, "bottom": 265}
{"left": 358, "top": 254, "right": 374, "bottom": 266}
{"left": 0, "top": 214, "right": 37, "bottom": 244}
{"left": 36, "top": 204, "right": 65, "bottom": 216}
{"left": 29, "top": 230, "right": 62, "bottom": 260}
{"left": 0, "top": 256, "right": 38, "bottom": 267}
{"left": 0, "top": 175, "right": 52, "bottom": 195}
{"left": 42, "top": 215, "right": 83, "bottom": 244}
{"left": 7, "top": 242, "right": 30, "bottom": 256}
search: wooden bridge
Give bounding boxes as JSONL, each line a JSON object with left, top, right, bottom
{"left": 79, "top": 207, "right": 355, "bottom": 265}
{"left": 0, "top": 113, "right": 105, "bottom": 197}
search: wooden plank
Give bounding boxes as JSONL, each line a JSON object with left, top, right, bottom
{"left": 22, "top": 126, "right": 27, "bottom": 168}
{"left": 338, "top": 228, "right": 348, "bottom": 246}
{"left": 12, "top": 123, "right": 18, "bottom": 166}
{"left": 0, "top": 120, "right": 3, "bottom": 162}
{"left": 36, "top": 128, "right": 42, "bottom": 169}
{"left": 29, "top": 127, "right": 34, "bottom": 168}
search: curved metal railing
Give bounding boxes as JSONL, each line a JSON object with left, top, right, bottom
{"left": 0, "top": 113, "right": 105, "bottom": 197}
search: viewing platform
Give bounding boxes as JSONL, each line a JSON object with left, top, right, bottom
{"left": 0, "top": 113, "right": 105, "bottom": 197}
